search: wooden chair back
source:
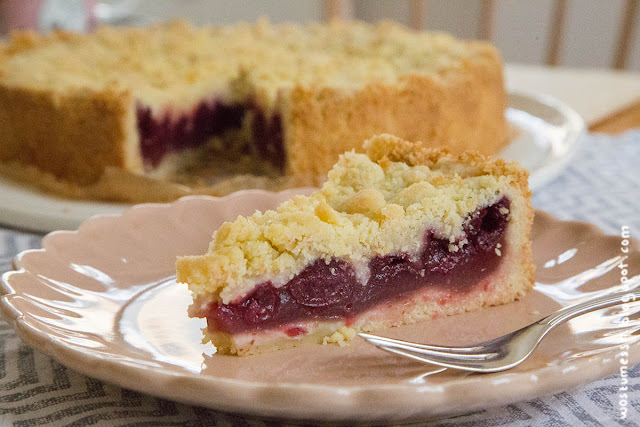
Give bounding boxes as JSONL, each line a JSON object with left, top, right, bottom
{"left": 324, "top": 0, "right": 639, "bottom": 70}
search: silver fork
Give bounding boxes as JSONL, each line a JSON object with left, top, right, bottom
{"left": 359, "top": 288, "right": 640, "bottom": 372}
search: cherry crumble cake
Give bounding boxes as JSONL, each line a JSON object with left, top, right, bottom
{"left": 0, "top": 20, "right": 506, "bottom": 201}
{"left": 176, "top": 134, "right": 534, "bottom": 356}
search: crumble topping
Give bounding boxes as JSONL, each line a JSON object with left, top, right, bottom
{"left": 1, "top": 20, "right": 497, "bottom": 112}
{"left": 322, "top": 327, "right": 357, "bottom": 346}
{"left": 177, "top": 134, "right": 528, "bottom": 304}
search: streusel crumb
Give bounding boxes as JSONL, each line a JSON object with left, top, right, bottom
{"left": 322, "top": 327, "right": 357, "bottom": 346}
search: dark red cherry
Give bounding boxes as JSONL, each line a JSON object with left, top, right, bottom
{"left": 288, "top": 260, "right": 355, "bottom": 307}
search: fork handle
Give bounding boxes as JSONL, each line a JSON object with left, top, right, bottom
{"left": 540, "top": 289, "right": 640, "bottom": 328}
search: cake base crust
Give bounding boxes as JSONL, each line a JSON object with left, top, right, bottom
{"left": 0, "top": 85, "right": 141, "bottom": 185}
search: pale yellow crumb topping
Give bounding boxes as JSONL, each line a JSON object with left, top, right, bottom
{"left": 322, "top": 327, "right": 357, "bottom": 346}
{"left": 177, "top": 134, "right": 525, "bottom": 304}
{"left": 0, "top": 20, "right": 495, "bottom": 112}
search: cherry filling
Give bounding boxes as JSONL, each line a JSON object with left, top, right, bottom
{"left": 252, "top": 108, "right": 285, "bottom": 172}
{"left": 136, "top": 100, "right": 287, "bottom": 171}
{"left": 137, "top": 101, "right": 246, "bottom": 167}
{"left": 202, "top": 198, "right": 511, "bottom": 334}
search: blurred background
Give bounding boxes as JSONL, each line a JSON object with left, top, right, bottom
{"left": 1, "top": 0, "right": 639, "bottom": 70}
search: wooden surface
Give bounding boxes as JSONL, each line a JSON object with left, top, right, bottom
{"left": 613, "top": 0, "right": 640, "bottom": 69}
{"left": 546, "top": 0, "right": 568, "bottom": 66}
{"left": 505, "top": 64, "right": 640, "bottom": 133}
{"left": 589, "top": 100, "right": 640, "bottom": 134}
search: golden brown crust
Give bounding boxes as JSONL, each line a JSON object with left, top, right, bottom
{"left": 281, "top": 47, "right": 507, "bottom": 181}
{"left": 364, "top": 133, "right": 530, "bottom": 197}
{"left": 0, "top": 85, "right": 142, "bottom": 184}
{"left": 0, "top": 29, "right": 61, "bottom": 55}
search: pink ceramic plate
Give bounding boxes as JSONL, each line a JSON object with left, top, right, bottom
{"left": 1, "top": 190, "right": 639, "bottom": 424}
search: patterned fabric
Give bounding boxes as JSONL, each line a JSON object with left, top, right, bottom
{"left": 1, "top": 131, "right": 639, "bottom": 426}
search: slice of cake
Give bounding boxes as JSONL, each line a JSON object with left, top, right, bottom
{"left": 0, "top": 20, "right": 506, "bottom": 200}
{"left": 176, "top": 134, "right": 534, "bottom": 356}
